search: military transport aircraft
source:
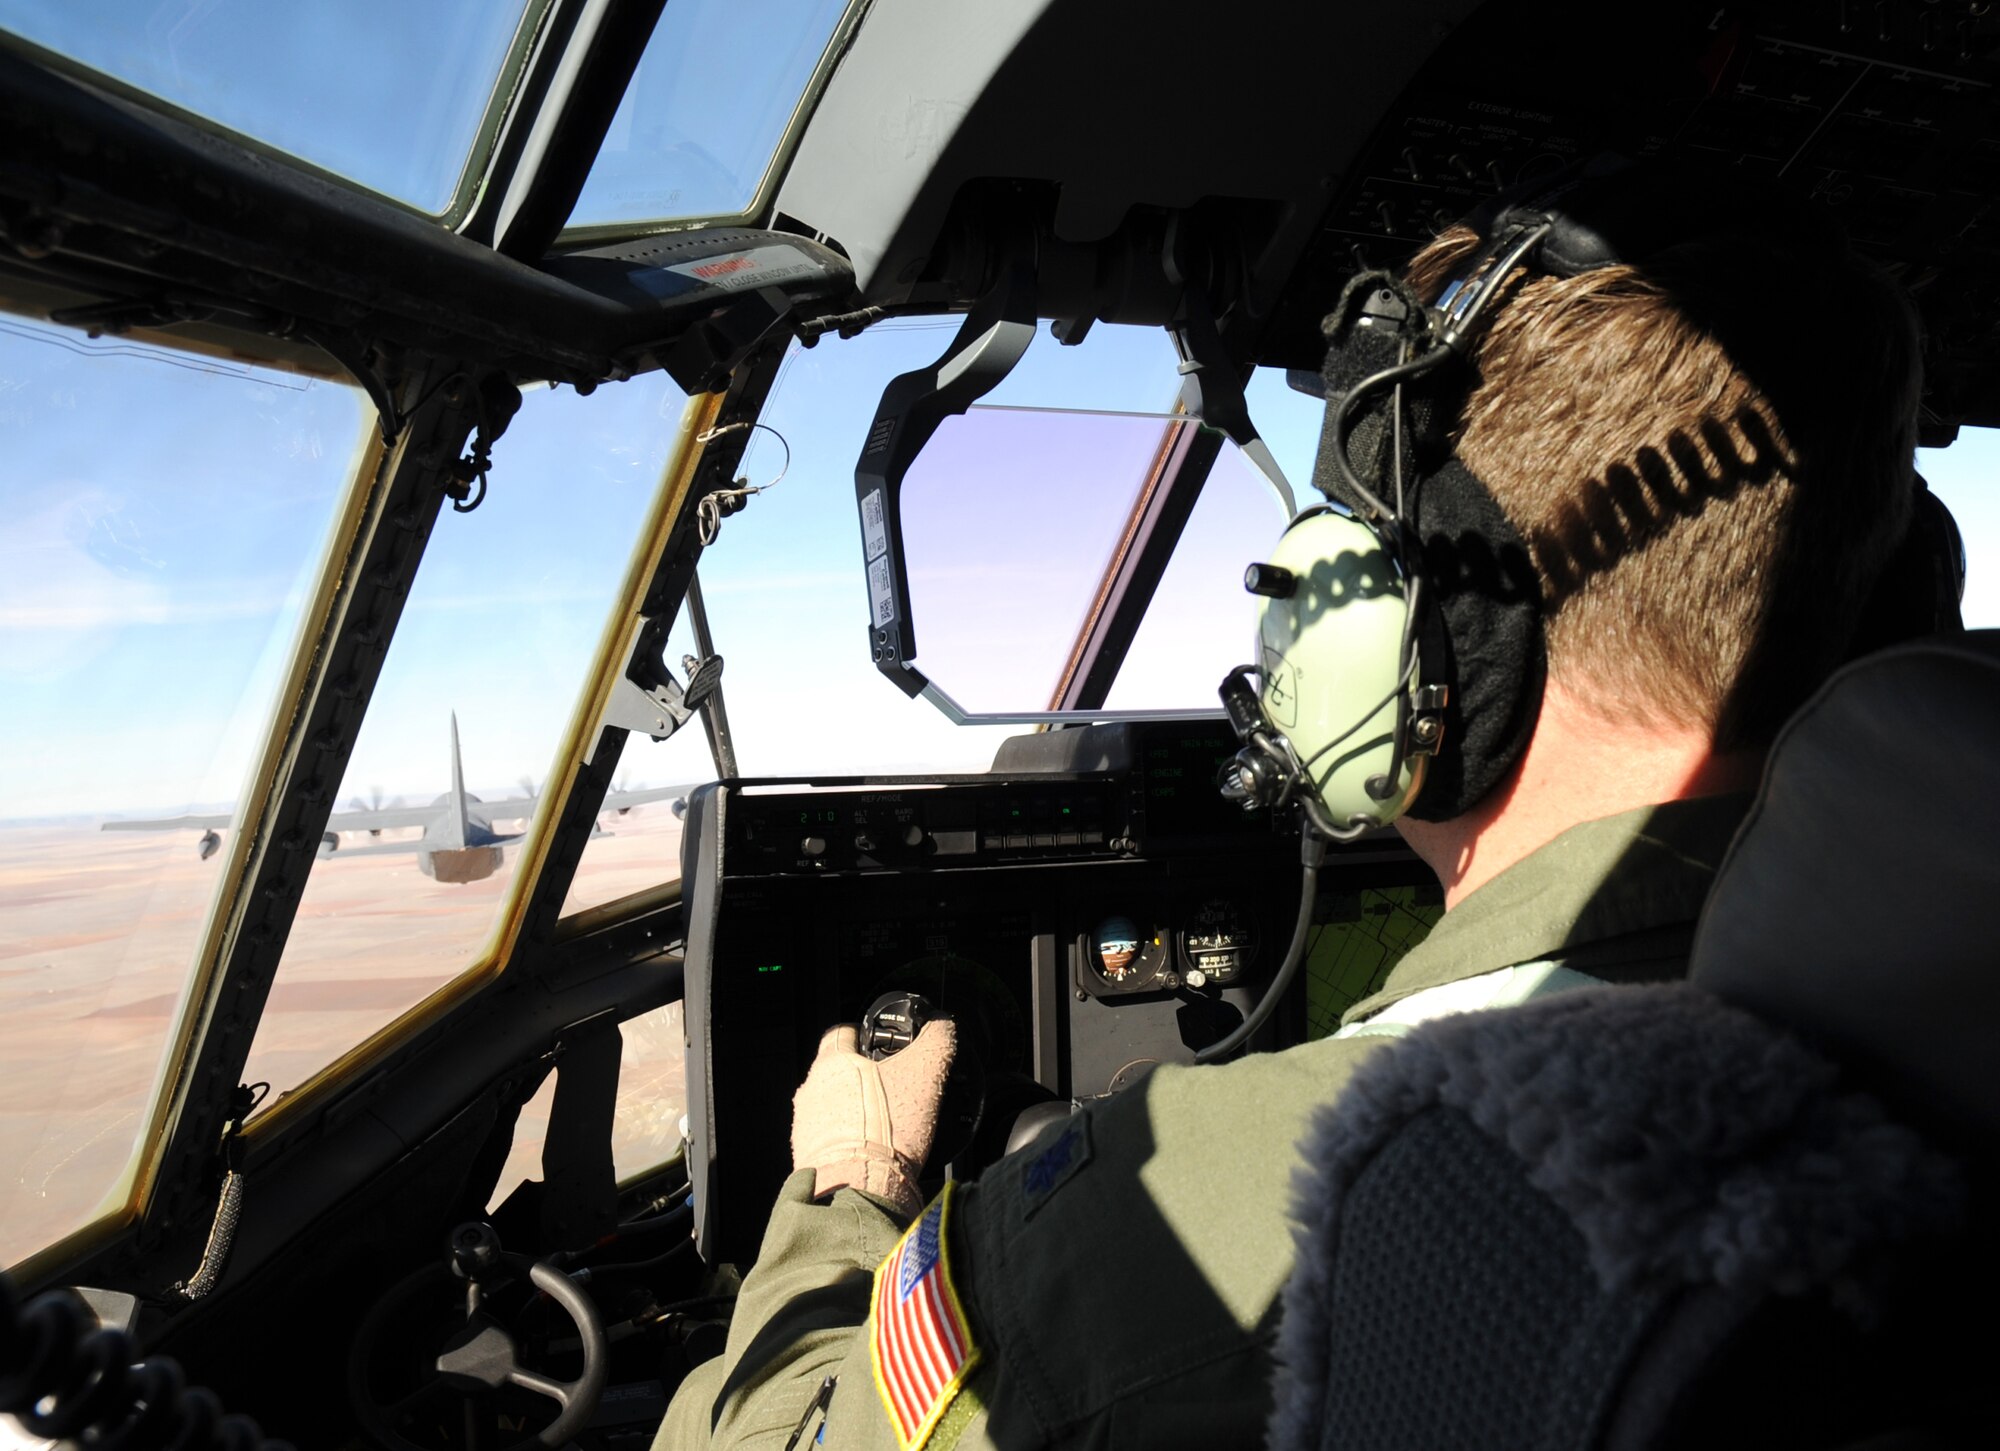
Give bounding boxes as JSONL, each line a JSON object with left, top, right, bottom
{"left": 101, "top": 714, "right": 693, "bottom": 882}
{"left": 0, "top": 1, "right": 1995, "bottom": 1448}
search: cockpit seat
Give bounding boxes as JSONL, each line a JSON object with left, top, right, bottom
{"left": 1266, "top": 632, "right": 2000, "bottom": 1451}
{"left": 1687, "top": 629, "right": 2000, "bottom": 1153}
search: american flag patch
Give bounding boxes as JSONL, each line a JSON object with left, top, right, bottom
{"left": 869, "top": 1184, "right": 980, "bottom": 1449}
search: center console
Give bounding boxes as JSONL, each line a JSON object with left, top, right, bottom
{"left": 678, "top": 720, "right": 1431, "bottom": 1263}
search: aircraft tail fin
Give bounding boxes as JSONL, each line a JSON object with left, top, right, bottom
{"left": 447, "top": 711, "right": 471, "bottom": 848}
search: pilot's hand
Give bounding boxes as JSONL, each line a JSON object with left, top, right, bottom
{"left": 791, "top": 1019, "right": 956, "bottom": 1218}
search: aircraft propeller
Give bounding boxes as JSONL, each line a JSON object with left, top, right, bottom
{"left": 350, "top": 786, "right": 399, "bottom": 836}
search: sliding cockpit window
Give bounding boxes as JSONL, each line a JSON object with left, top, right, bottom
{"left": 0, "top": 317, "right": 369, "bottom": 1270}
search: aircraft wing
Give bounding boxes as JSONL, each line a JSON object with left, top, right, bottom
{"left": 325, "top": 803, "right": 442, "bottom": 832}
{"left": 469, "top": 796, "right": 539, "bottom": 824}
{"left": 319, "top": 838, "right": 430, "bottom": 859}
{"left": 602, "top": 781, "right": 703, "bottom": 812}
{"left": 102, "top": 813, "right": 234, "bottom": 832}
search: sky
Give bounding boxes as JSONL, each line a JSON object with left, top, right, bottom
{"left": 0, "top": 0, "right": 853, "bottom": 222}
{"left": 0, "top": 0, "right": 530, "bottom": 212}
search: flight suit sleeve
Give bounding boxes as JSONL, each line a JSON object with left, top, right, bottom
{"left": 655, "top": 1168, "right": 906, "bottom": 1451}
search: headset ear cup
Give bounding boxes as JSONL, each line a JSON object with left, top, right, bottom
{"left": 1245, "top": 509, "right": 1423, "bottom": 828}
{"left": 1846, "top": 486, "right": 1966, "bottom": 659}
{"left": 1924, "top": 489, "right": 1968, "bottom": 628}
{"left": 1400, "top": 461, "right": 1547, "bottom": 822}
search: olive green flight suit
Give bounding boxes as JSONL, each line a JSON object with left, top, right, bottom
{"left": 656, "top": 796, "right": 1748, "bottom": 1451}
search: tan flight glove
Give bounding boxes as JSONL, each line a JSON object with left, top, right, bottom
{"left": 791, "top": 1019, "right": 956, "bottom": 1218}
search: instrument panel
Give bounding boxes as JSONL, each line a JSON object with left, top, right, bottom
{"left": 678, "top": 721, "right": 1432, "bottom": 1263}
{"left": 1082, "top": 895, "right": 1259, "bottom": 996}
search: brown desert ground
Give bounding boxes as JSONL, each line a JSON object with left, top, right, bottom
{"left": 1, "top": 807, "right": 687, "bottom": 1269}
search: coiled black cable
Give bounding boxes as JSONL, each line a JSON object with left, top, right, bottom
{"left": 0, "top": 1271, "right": 292, "bottom": 1450}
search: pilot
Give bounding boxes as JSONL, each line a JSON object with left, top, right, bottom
{"left": 655, "top": 167, "right": 1926, "bottom": 1450}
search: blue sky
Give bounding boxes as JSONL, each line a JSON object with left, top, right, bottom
{"left": 0, "top": 0, "right": 852, "bottom": 222}
{"left": 0, "top": 321, "right": 367, "bottom": 818}
{"left": 575, "top": 0, "right": 852, "bottom": 225}
{"left": 0, "top": 1, "right": 531, "bottom": 211}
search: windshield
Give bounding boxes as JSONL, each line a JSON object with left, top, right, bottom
{"left": 1924, "top": 428, "right": 2000, "bottom": 628}
{"left": 0, "top": 0, "right": 543, "bottom": 216}
{"left": 243, "top": 374, "right": 694, "bottom": 1114}
{"left": 567, "top": 0, "right": 857, "bottom": 231}
{"left": 898, "top": 407, "right": 1295, "bottom": 715}
{"left": 0, "top": 318, "right": 368, "bottom": 1269}
{"left": 656, "top": 323, "right": 1206, "bottom": 777}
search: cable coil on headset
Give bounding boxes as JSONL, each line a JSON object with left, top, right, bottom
{"left": 0, "top": 1271, "right": 292, "bottom": 1451}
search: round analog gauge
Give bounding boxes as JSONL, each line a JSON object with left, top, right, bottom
{"left": 1178, "top": 899, "right": 1258, "bottom": 984}
{"left": 1091, "top": 916, "right": 1167, "bottom": 990}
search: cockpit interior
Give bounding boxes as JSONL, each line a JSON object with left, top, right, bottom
{"left": 1, "top": 1, "right": 1996, "bottom": 1447}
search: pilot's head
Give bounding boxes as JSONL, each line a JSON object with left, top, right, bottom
{"left": 1225, "top": 166, "right": 1928, "bottom": 839}
{"left": 1403, "top": 191, "right": 1921, "bottom": 757}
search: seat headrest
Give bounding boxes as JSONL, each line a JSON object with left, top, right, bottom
{"left": 1690, "top": 630, "right": 2000, "bottom": 1144}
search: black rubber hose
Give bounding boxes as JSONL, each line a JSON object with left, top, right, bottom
{"left": 1194, "top": 834, "right": 1328, "bottom": 1064}
{"left": 0, "top": 1271, "right": 292, "bottom": 1451}
{"left": 570, "top": 1239, "right": 695, "bottom": 1285}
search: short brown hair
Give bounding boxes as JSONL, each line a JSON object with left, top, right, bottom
{"left": 1406, "top": 212, "right": 1920, "bottom": 748}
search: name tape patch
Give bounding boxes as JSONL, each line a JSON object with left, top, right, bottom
{"left": 870, "top": 1185, "right": 980, "bottom": 1450}
{"left": 1020, "top": 1114, "right": 1091, "bottom": 1219}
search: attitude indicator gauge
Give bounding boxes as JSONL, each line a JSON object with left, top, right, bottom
{"left": 1082, "top": 915, "right": 1170, "bottom": 996}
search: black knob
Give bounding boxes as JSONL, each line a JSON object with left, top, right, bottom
{"left": 862, "top": 991, "right": 935, "bottom": 1060}
{"left": 1244, "top": 563, "right": 1296, "bottom": 599}
{"left": 448, "top": 1222, "right": 503, "bottom": 1282}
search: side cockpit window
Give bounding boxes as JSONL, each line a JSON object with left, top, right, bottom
{"left": 1921, "top": 428, "right": 1998, "bottom": 629}
{"left": 241, "top": 374, "right": 689, "bottom": 1119}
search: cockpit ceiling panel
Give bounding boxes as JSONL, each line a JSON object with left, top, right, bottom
{"left": 1262, "top": 0, "right": 2000, "bottom": 433}
{"left": 773, "top": 0, "right": 1483, "bottom": 300}
{"left": 777, "top": 0, "right": 2000, "bottom": 434}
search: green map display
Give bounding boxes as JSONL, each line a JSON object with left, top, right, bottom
{"left": 1304, "top": 883, "right": 1445, "bottom": 1037}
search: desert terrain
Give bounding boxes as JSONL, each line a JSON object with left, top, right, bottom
{"left": 0, "top": 806, "right": 687, "bottom": 1270}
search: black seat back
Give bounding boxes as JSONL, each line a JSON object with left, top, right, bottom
{"left": 1690, "top": 631, "right": 2000, "bottom": 1150}
{"left": 1271, "top": 633, "right": 2000, "bottom": 1450}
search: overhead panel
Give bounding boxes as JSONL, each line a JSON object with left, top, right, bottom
{"left": 773, "top": 0, "right": 1483, "bottom": 307}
